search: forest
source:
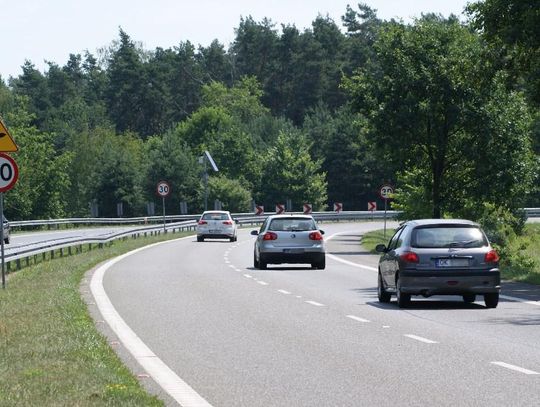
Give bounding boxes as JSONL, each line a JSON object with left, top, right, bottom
{"left": 0, "top": 1, "right": 537, "bottom": 223}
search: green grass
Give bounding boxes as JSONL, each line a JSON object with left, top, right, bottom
{"left": 360, "top": 229, "right": 395, "bottom": 253}
{"left": 0, "top": 232, "right": 189, "bottom": 406}
{"left": 361, "top": 224, "right": 540, "bottom": 284}
{"left": 502, "top": 223, "right": 540, "bottom": 284}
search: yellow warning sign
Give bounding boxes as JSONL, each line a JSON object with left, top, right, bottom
{"left": 0, "top": 118, "right": 18, "bottom": 152}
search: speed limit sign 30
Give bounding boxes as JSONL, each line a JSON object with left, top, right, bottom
{"left": 156, "top": 180, "right": 171, "bottom": 197}
{"left": 0, "top": 153, "right": 18, "bottom": 192}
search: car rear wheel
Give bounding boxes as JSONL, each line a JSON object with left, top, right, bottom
{"left": 197, "top": 236, "right": 204, "bottom": 242}
{"left": 378, "top": 272, "right": 391, "bottom": 303}
{"left": 484, "top": 293, "right": 499, "bottom": 308}
{"left": 259, "top": 260, "right": 267, "bottom": 270}
{"left": 253, "top": 252, "right": 259, "bottom": 268}
{"left": 396, "top": 277, "right": 411, "bottom": 308}
{"left": 4, "top": 237, "right": 8, "bottom": 244}
{"left": 463, "top": 294, "right": 476, "bottom": 303}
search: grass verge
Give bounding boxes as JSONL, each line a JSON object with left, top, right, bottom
{"left": 0, "top": 232, "right": 189, "bottom": 406}
{"left": 361, "top": 224, "right": 540, "bottom": 284}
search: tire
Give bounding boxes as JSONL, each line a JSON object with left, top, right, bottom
{"left": 197, "top": 236, "right": 204, "bottom": 242}
{"left": 378, "top": 272, "right": 391, "bottom": 303}
{"left": 484, "top": 293, "right": 499, "bottom": 308}
{"left": 253, "top": 252, "right": 260, "bottom": 269}
{"left": 463, "top": 294, "right": 476, "bottom": 303}
{"left": 230, "top": 236, "right": 235, "bottom": 242}
{"left": 259, "top": 256, "right": 267, "bottom": 270}
{"left": 4, "top": 237, "right": 9, "bottom": 244}
{"left": 396, "top": 276, "right": 411, "bottom": 308}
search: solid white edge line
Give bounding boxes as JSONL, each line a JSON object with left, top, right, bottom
{"left": 500, "top": 294, "right": 540, "bottom": 307}
{"left": 404, "top": 334, "right": 438, "bottom": 344}
{"left": 326, "top": 253, "right": 378, "bottom": 271}
{"left": 90, "top": 236, "right": 213, "bottom": 407}
{"left": 491, "top": 362, "right": 539, "bottom": 375}
{"left": 346, "top": 315, "right": 371, "bottom": 323}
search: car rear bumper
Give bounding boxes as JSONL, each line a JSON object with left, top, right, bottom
{"left": 399, "top": 269, "right": 500, "bottom": 295}
{"left": 260, "top": 251, "right": 325, "bottom": 265}
{"left": 198, "top": 233, "right": 235, "bottom": 239}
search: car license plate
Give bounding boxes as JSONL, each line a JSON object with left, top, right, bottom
{"left": 436, "top": 258, "right": 469, "bottom": 267}
{"left": 283, "top": 248, "right": 304, "bottom": 253}
{"left": 209, "top": 229, "right": 221, "bottom": 233}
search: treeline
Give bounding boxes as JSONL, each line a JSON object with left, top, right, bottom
{"left": 0, "top": 2, "right": 537, "bottom": 222}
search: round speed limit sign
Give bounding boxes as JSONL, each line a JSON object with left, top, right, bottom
{"left": 0, "top": 153, "right": 19, "bottom": 193}
{"left": 156, "top": 180, "right": 171, "bottom": 197}
{"left": 379, "top": 184, "right": 394, "bottom": 200}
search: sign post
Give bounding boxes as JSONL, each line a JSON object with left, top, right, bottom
{"left": 156, "top": 181, "right": 170, "bottom": 233}
{"left": 379, "top": 184, "right": 394, "bottom": 239}
{"left": 0, "top": 153, "right": 19, "bottom": 289}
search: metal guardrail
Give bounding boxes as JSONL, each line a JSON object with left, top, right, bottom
{"left": 8, "top": 208, "right": 539, "bottom": 230}
{"left": 8, "top": 210, "right": 401, "bottom": 230}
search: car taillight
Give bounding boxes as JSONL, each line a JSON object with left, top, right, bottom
{"left": 485, "top": 250, "right": 499, "bottom": 263}
{"left": 309, "top": 231, "right": 323, "bottom": 241}
{"left": 223, "top": 220, "right": 233, "bottom": 225}
{"left": 263, "top": 232, "right": 278, "bottom": 241}
{"left": 400, "top": 252, "right": 419, "bottom": 263}
{"left": 198, "top": 220, "right": 207, "bottom": 225}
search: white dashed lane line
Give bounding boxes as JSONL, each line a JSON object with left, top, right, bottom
{"left": 491, "top": 362, "right": 539, "bottom": 375}
{"left": 257, "top": 281, "right": 269, "bottom": 286}
{"left": 277, "top": 290, "right": 291, "bottom": 295}
{"left": 243, "top": 274, "right": 253, "bottom": 279}
{"left": 305, "top": 300, "right": 325, "bottom": 307}
{"left": 404, "top": 334, "right": 438, "bottom": 344}
{"left": 346, "top": 315, "right": 371, "bottom": 323}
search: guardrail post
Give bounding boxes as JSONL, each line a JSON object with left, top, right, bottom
{"left": 51, "top": 250, "right": 55, "bottom": 259}
{"left": 99, "top": 243, "right": 103, "bottom": 249}
{"left": 60, "top": 248, "right": 64, "bottom": 257}
{"left": 16, "top": 259, "right": 21, "bottom": 270}
{"left": 88, "top": 243, "right": 92, "bottom": 251}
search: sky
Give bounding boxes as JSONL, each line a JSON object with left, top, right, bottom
{"left": 1, "top": 0, "right": 471, "bottom": 80}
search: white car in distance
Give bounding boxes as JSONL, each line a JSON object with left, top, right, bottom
{"left": 196, "top": 211, "right": 238, "bottom": 242}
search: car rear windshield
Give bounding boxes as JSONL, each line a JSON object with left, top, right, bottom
{"left": 412, "top": 226, "right": 488, "bottom": 248}
{"left": 201, "top": 213, "right": 230, "bottom": 221}
{"left": 268, "top": 218, "right": 317, "bottom": 232}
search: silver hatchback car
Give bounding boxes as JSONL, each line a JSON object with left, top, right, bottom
{"left": 251, "top": 215, "right": 326, "bottom": 270}
{"left": 196, "top": 211, "right": 238, "bottom": 242}
{"left": 376, "top": 219, "right": 500, "bottom": 308}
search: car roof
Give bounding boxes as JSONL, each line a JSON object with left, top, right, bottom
{"left": 403, "top": 218, "right": 479, "bottom": 227}
{"left": 201, "top": 210, "right": 230, "bottom": 214}
{"left": 266, "top": 214, "right": 315, "bottom": 220}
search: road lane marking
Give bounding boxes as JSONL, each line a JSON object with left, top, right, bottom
{"left": 278, "top": 290, "right": 291, "bottom": 295}
{"left": 491, "top": 362, "right": 539, "bottom": 375}
{"left": 404, "top": 334, "right": 438, "bottom": 344}
{"left": 90, "top": 237, "right": 213, "bottom": 407}
{"left": 326, "top": 253, "right": 377, "bottom": 271}
{"left": 500, "top": 294, "right": 540, "bottom": 307}
{"left": 257, "top": 281, "right": 269, "bottom": 286}
{"left": 305, "top": 301, "right": 325, "bottom": 307}
{"left": 243, "top": 274, "right": 253, "bottom": 278}
{"left": 228, "top": 265, "right": 236, "bottom": 269}
{"left": 346, "top": 315, "right": 371, "bottom": 323}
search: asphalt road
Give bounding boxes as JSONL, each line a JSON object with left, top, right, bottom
{"left": 95, "top": 221, "right": 540, "bottom": 406}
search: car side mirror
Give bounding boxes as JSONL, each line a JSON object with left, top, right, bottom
{"left": 319, "top": 230, "right": 325, "bottom": 235}
{"left": 375, "top": 244, "right": 387, "bottom": 253}
{"left": 234, "top": 219, "right": 239, "bottom": 224}
{"left": 250, "top": 230, "right": 259, "bottom": 236}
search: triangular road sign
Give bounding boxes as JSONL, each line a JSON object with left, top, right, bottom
{"left": 0, "top": 118, "right": 18, "bottom": 152}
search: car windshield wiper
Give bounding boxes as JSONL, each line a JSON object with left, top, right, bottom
{"left": 446, "top": 240, "right": 477, "bottom": 247}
